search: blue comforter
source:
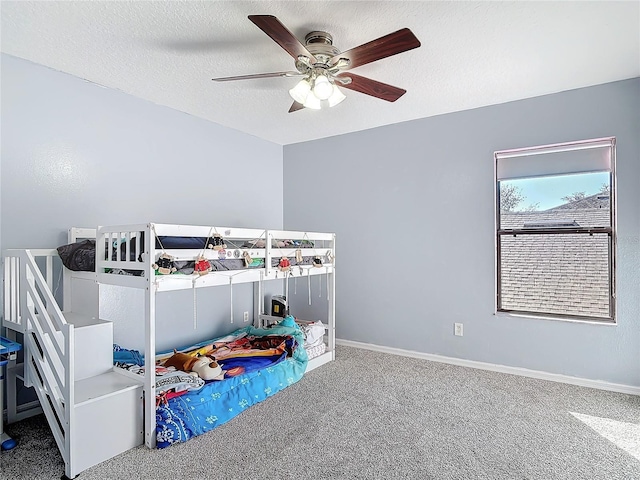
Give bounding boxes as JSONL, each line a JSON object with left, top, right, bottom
{"left": 155, "top": 321, "right": 308, "bottom": 448}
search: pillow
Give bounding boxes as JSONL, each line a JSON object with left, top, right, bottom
{"left": 57, "top": 239, "right": 96, "bottom": 272}
{"left": 153, "top": 371, "right": 205, "bottom": 394}
{"left": 301, "top": 320, "right": 325, "bottom": 347}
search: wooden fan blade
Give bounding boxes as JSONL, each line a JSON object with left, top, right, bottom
{"left": 212, "top": 71, "right": 303, "bottom": 81}
{"left": 336, "top": 73, "right": 406, "bottom": 102}
{"left": 330, "top": 28, "right": 420, "bottom": 70}
{"left": 248, "top": 15, "right": 317, "bottom": 63}
{"left": 288, "top": 101, "right": 305, "bottom": 113}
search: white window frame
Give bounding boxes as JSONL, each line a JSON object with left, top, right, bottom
{"left": 494, "top": 137, "right": 617, "bottom": 323}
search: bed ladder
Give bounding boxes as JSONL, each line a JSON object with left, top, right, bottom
{"left": 2, "top": 249, "right": 144, "bottom": 478}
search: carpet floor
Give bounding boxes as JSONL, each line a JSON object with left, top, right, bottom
{"left": 2, "top": 345, "right": 639, "bottom": 479}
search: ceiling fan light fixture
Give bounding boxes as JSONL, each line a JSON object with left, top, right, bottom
{"left": 327, "top": 85, "right": 346, "bottom": 107}
{"left": 302, "top": 91, "right": 322, "bottom": 109}
{"left": 289, "top": 79, "right": 311, "bottom": 104}
{"left": 312, "top": 74, "right": 333, "bottom": 100}
{"left": 219, "top": 16, "right": 421, "bottom": 113}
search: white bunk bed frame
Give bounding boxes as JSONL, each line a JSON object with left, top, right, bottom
{"left": 2, "top": 223, "right": 336, "bottom": 478}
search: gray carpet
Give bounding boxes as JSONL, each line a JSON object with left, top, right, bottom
{"left": 2, "top": 345, "right": 639, "bottom": 479}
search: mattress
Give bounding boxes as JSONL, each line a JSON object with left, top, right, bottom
{"left": 151, "top": 323, "right": 308, "bottom": 448}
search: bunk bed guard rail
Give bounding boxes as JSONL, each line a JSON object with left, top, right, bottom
{"left": 96, "top": 224, "right": 336, "bottom": 289}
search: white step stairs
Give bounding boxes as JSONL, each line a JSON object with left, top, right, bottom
{"left": 33, "top": 313, "right": 144, "bottom": 478}
{"left": 3, "top": 246, "right": 144, "bottom": 477}
{"left": 56, "top": 313, "right": 114, "bottom": 381}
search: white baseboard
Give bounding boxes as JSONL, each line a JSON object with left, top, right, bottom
{"left": 336, "top": 339, "right": 640, "bottom": 396}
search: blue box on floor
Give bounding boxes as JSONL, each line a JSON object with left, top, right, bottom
{"left": 1, "top": 336, "right": 22, "bottom": 451}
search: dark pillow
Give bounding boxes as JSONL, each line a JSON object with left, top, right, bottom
{"left": 57, "top": 239, "right": 96, "bottom": 272}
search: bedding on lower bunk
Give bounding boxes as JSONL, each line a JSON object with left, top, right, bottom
{"left": 306, "top": 342, "right": 326, "bottom": 360}
{"left": 297, "top": 319, "right": 327, "bottom": 361}
{"left": 114, "top": 318, "right": 308, "bottom": 448}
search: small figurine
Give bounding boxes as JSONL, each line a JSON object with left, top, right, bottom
{"left": 243, "top": 251, "right": 252, "bottom": 267}
{"left": 312, "top": 256, "right": 323, "bottom": 268}
{"left": 153, "top": 253, "right": 177, "bottom": 275}
{"left": 194, "top": 256, "right": 211, "bottom": 276}
{"left": 207, "top": 234, "right": 226, "bottom": 251}
{"left": 278, "top": 257, "right": 291, "bottom": 272}
{"left": 325, "top": 250, "right": 334, "bottom": 264}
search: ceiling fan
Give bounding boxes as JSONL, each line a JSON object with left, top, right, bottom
{"left": 212, "top": 15, "right": 421, "bottom": 112}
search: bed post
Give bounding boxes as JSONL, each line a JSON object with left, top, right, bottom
{"left": 328, "top": 233, "right": 336, "bottom": 355}
{"left": 253, "top": 271, "right": 263, "bottom": 328}
{"left": 265, "top": 231, "right": 273, "bottom": 279}
{"left": 144, "top": 223, "right": 157, "bottom": 448}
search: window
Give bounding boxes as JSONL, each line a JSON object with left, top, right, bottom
{"left": 495, "top": 137, "right": 616, "bottom": 322}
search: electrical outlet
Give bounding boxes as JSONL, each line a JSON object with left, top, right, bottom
{"left": 243, "top": 311, "right": 250, "bottom": 323}
{"left": 454, "top": 323, "right": 463, "bottom": 336}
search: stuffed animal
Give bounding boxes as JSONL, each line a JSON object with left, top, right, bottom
{"left": 163, "top": 351, "right": 224, "bottom": 381}
{"left": 153, "top": 253, "right": 177, "bottom": 275}
{"left": 193, "top": 255, "right": 211, "bottom": 276}
{"left": 207, "top": 234, "right": 226, "bottom": 251}
{"left": 278, "top": 257, "right": 291, "bottom": 272}
{"left": 242, "top": 250, "right": 252, "bottom": 267}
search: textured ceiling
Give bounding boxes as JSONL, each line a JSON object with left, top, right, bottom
{"left": 2, "top": 1, "right": 639, "bottom": 145}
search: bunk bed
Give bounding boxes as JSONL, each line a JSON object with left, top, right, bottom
{"left": 2, "top": 223, "right": 336, "bottom": 478}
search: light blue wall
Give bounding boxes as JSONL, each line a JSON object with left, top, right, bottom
{"left": 283, "top": 78, "right": 640, "bottom": 387}
{"left": 1, "top": 54, "right": 284, "bottom": 347}
{"left": 1, "top": 54, "right": 283, "bottom": 247}
{"left": 3, "top": 52, "right": 638, "bottom": 386}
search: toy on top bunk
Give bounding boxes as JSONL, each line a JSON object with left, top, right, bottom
{"left": 207, "top": 234, "right": 226, "bottom": 251}
{"left": 278, "top": 257, "right": 291, "bottom": 272}
{"left": 153, "top": 253, "right": 177, "bottom": 275}
{"left": 152, "top": 232, "right": 231, "bottom": 276}
{"left": 244, "top": 238, "right": 314, "bottom": 248}
{"left": 193, "top": 256, "right": 212, "bottom": 275}
{"left": 149, "top": 232, "right": 228, "bottom": 276}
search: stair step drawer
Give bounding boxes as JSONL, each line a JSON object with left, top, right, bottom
{"left": 71, "top": 373, "right": 144, "bottom": 477}
{"left": 74, "top": 370, "right": 142, "bottom": 407}
{"left": 63, "top": 312, "right": 115, "bottom": 381}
